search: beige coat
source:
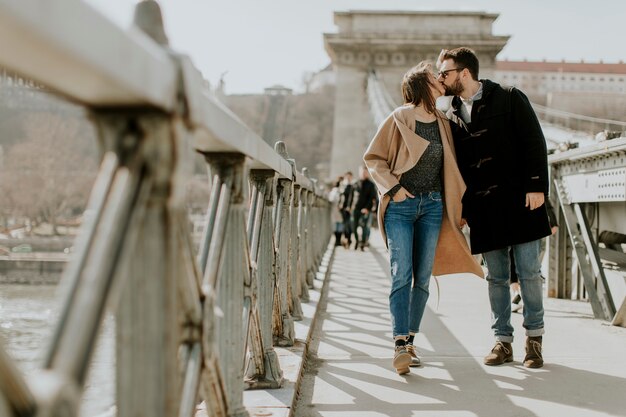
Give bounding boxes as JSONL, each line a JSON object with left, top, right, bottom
{"left": 363, "top": 105, "right": 484, "bottom": 278}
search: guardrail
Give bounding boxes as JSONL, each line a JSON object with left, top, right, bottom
{"left": 532, "top": 102, "right": 626, "bottom": 135}
{"left": 0, "top": 1, "right": 331, "bottom": 416}
{"left": 548, "top": 137, "right": 626, "bottom": 326}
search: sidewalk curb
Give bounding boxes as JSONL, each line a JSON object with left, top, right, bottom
{"left": 290, "top": 241, "right": 337, "bottom": 417}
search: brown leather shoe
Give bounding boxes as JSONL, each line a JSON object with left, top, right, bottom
{"left": 524, "top": 336, "right": 544, "bottom": 368}
{"left": 484, "top": 341, "right": 513, "bottom": 366}
{"left": 393, "top": 345, "right": 411, "bottom": 375}
{"left": 406, "top": 344, "right": 421, "bottom": 367}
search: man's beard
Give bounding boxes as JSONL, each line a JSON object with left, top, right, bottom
{"left": 445, "top": 78, "right": 464, "bottom": 96}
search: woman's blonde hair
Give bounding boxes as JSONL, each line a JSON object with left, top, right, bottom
{"left": 401, "top": 61, "right": 437, "bottom": 114}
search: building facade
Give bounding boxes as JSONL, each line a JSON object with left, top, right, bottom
{"left": 494, "top": 60, "right": 626, "bottom": 103}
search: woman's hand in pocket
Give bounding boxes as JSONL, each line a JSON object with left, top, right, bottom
{"left": 393, "top": 187, "right": 415, "bottom": 203}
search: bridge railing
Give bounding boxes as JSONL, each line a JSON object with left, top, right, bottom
{"left": 531, "top": 102, "right": 626, "bottom": 135}
{"left": 0, "top": 1, "right": 331, "bottom": 417}
{"left": 548, "top": 137, "right": 626, "bottom": 326}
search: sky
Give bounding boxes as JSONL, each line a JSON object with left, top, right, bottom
{"left": 85, "top": 0, "right": 626, "bottom": 94}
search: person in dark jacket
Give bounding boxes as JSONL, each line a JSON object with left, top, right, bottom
{"left": 437, "top": 47, "right": 551, "bottom": 369}
{"left": 352, "top": 166, "right": 378, "bottom": 250}
{"left": 339, "top": 172, "right": 355, "bottom": 247}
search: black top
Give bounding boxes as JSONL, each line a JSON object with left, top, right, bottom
{"left": 340, "top": 183, "right": 354, "bottom": 211}
{"left": 389, "top": 120, "right": 443, "bottom": 197}
{"left": 354, "top": 178, "right": 378, "bottom": 211}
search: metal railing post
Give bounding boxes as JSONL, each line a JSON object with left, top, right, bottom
{"left": 297, "top": 185, "right": 311, "bottom": 303}
{"left": 113, "top": 114, "right": 181, "bottom": 417}
{"left": 203, "top": 153, "right": 250, "bottom": 417}
{"left": 273, "top": 176, "right": 296, "bottom": 345}
{"left": 289, "top": 177, "right": 304, "bottom": 321}
{"left": 245, "top": 170, "right": 284, "bottom": 389}
{"left": 302, "top": 169, "right": 316, "bottom": 291}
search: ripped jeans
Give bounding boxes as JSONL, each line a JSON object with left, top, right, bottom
{"left": 384, "top": 192, "right": 443, "bottom": 338}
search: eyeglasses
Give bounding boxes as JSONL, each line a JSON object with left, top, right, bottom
{"left": 438, "top": 68, "right": 464, "bottom": 79}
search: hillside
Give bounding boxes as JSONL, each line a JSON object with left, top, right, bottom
{"left": 222, "top": 85, "right": 335, "bottom": 180}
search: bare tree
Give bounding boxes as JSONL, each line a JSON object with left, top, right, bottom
{"left": 0, "top": 111, "right": 98, "bottom": 234}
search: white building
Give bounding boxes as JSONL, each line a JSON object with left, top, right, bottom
{"left": 494, "top": 60, "right": 626, "bottom": 101}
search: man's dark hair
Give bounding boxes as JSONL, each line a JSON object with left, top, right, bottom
{"left": 443, "top": 47, "right": 479, "bottom": 81}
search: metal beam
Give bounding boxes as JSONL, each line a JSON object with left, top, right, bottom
{"left": 554, "top": 179, "right": 617, "bottom": 320}
{"left": 0, "top": 0, "right": 178, "bottom": 108}
{"left": 573, "top": 203, "right": 616, "bottom": 317}
{"left": 549, "top": 137, "right": 626, "bottom": 164}
{"left": 190, "top": 90, "right": 296, "bottom": 181}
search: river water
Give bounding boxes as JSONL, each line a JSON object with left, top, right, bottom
{"left": 0, "top": 284, "right": 115, "bottom": 416}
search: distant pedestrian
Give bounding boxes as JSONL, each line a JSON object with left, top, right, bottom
{"left": 328, "top": 177, "right": 345, "bottom": 247}
{"left": 338, "top": 172, "right": 354, "bottom": 248}
{"left": 364, "top": 61, "right": 483, "bottom": 375}
{"left": 352, "top": 166, "right": 377, "bottom": 250}
{"left": 438, "top": 47, "right": 551, "bottom": 368}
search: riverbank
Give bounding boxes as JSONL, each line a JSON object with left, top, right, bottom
{"left": 0, "top": 253, "right": 67, "bottom": 284}
{"left": 0, "top": 236, "right": 72, "bottom": 284}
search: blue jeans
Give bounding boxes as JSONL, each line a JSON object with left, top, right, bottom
{"left": 363, "top": 212, "right": 373, "bottom": 243}
{"left": 483, "top": 239, "right": 545, "bottom": 342}
{"left": 384, "top": 192, "right": 443, "bottom": 338}
{"left": 353, "top": 210, "right": 371, "bottom": 246}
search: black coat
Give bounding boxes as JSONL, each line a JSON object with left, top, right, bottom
{"left": 354, "top": 178, "right": 377, "bottom": 211}
{"left": 340, "top": 183, "right": 354, "bottom": 211}
{"left": 448, "top": 80, "right": 551, "bottom": 254}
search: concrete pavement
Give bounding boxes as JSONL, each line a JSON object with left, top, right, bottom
{"left": 294, "top": 232, "right": 626, "bottom": 417}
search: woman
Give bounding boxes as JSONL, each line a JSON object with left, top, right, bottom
{"left": 328, "top": 176, "right": 345, "bottom": 246}
{"left": 363, "top": 62, "right": 483, "bottom": 375}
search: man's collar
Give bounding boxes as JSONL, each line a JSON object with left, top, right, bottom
{"left": 461, "top": 82, "right": 483, "bottom": 104}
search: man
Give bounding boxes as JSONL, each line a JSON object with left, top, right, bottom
{"left": 437, "top": 47, "right": 552, "bottom": 368}
{"left": 339, "top": 171, "right": 355, "bottom": 248}
{"left": 352, "top": 166, "right": 378, "bottom": 250}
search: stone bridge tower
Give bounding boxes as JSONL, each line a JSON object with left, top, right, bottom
{"left": 324, "top": 10, "right": 509, "bottom": 177}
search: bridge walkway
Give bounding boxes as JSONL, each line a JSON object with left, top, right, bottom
{"left": 294, "top": 232, "right": 626, "bottom": 417}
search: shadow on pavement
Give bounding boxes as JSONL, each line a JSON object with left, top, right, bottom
{"left": 295, "top": 236, "right": 626, "bottom": 417}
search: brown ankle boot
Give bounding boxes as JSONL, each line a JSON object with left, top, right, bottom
{"left": 406, "top": 344, "right": 421, "bottom": 367}
{"left": 524, "top": 336, "right": 544, "bottom": 368}
{"left": 484, "top": 341, "right": 513, "bottom": 366}
{"left": 393, "top": 345, "right": 411, "bottom": 375}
